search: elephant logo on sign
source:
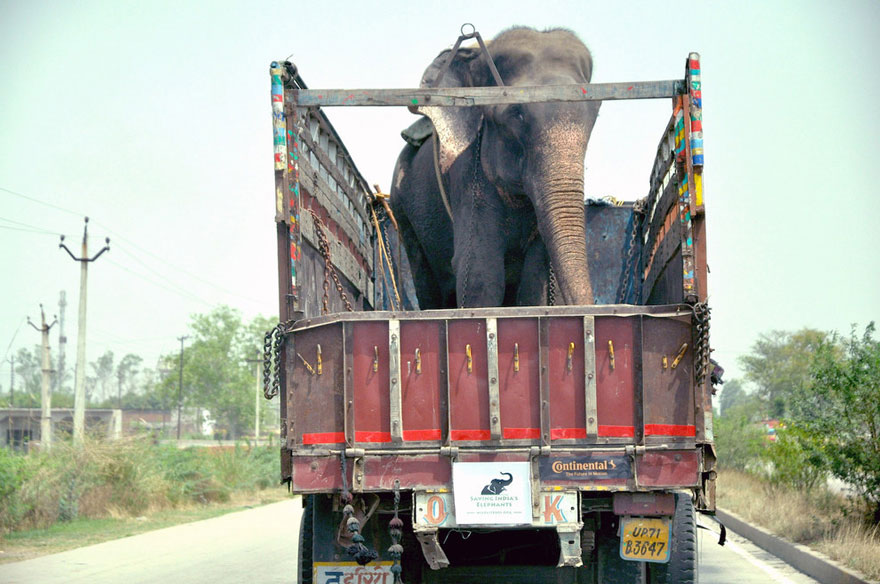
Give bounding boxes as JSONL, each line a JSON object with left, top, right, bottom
{"left": 481, "top": 472, "right": 514, "bottom": 495}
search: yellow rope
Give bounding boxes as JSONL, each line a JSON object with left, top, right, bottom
{"left": 370, "top": 194, "right": 402, "bottom": 311}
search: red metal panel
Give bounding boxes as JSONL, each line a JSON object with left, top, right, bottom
{"left": 548, "top": 317, "right": 586, "bottom": 441}
{"left": 352, "top": 321, "right": 391, "bottom": 444}
{"left": 636, "top": 450, "right": 701, "bottom": 487}
{"left": 595, "top": 317, "right": 637, "bottom": 439}
{"left": 497, "top": 318, "right": 541, "bottom": 441}
{"left": 447, "top": 320, "right": 490, "bottom": 441}
{"left": 290, "top": 324, "right": 345, "bottom": 446}
{"left": 292, "top": 456, "right": 349, "bottom": 492}
{"left": 364, "top": 455, "right": 450, "bottom": 490}
{"left": 641, "top": 316, "right": 695, "bottom": 443}
{"left": 400, "top": 321, "right": 444, "bottom": 443}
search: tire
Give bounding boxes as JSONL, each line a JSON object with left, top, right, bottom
{"left": 648, "top": 492, "right": 697, "bottom": 584}
{"left": 298, "top": 495, "right": 314, "bottom": 584}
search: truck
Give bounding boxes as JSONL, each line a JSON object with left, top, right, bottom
{"left": 264, "top": 29, "right": 717, "bottom": 584}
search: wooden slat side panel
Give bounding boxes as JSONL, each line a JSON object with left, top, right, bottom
{"left": 497, "top": 318, "right": 541, "bottom": 441}
{"left": 548, "top": 317, "right": 586, "bottom": 441}
{"left": 594, "top": 317, "right": 637, "bottom": 440}
{"left": 400, "top": 321, "right": 444, "bottom": 443}
{"left": 352, "top": 321, "right": 391, "bottom": 444}
{"left": 447, "top": 320, "right": 490, "bottom": 441}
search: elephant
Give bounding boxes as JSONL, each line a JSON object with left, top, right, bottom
{"left": 390, "top": 27, "right": 601, "bottom": 309}
{"left": 481, "top": 472, "right": 514, "bottom": 495}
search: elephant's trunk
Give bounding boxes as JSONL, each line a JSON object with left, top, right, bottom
{"left": 499, "top": 472, "right": 513, "bottom": 486}
{"left": 529, "top": 146, "right": 593, "bottom": 305}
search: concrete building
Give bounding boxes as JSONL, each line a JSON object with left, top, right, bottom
{"left": 0, "top": 408, "right": 122, "bottom": 451}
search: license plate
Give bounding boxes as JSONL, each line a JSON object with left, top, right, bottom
{"left": 619, "top": 516, "right": 671, "bottom": 563}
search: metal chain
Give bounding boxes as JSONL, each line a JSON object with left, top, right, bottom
{"left": 339, "top": 453, "right": 378, "bottom": 566}
{"left": 388, "top": 480, "right": 404, "bottom": 584}
{"left": 309, "top": 208, "right": 353, "bottom": 314}
{"left": 458, "top": 125, "right": 484, "bottom": 307}
{"left": 548, "top": 263, "right": 558, "bottom": 306}
{"left": 617, "top": 198, "right": 647, "bottom": 304}
{"left": 262, "top": 321, "right": 293, "bottom": 399}
{"left": 693, "top": 302, "right": 712, "bottom": 386}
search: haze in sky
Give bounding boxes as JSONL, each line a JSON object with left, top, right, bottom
{"left": 2, "top": 0, "right": 878, "bottom": 394}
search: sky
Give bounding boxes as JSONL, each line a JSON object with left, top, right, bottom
{"left": 1, "top": 0, "right": 878, "bottom": 393}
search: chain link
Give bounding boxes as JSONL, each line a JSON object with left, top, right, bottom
{"left": 618, "top": 198, "right": 647, "bottom": 304}
{"left": 309, "top": 208, "right": 353, "bottom": 314}
{"left": 262, "top": 321, "right": 293, "bottom": 399}
{"left": 548, "top": 263, "right": 558, "bottom": 306}
{"left": 388, "top": 479, "right": 404, "bottom": 583}
{"left": 693, "top": 302, "right": 712, "bottom": 386}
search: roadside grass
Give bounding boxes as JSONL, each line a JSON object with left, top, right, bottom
{"left": 718, "top": 469, "right": 880, "bottom": 580}
{"left": 0, "top": 436, "right": 289, "bottom": 564}
{"left": 0, "top": 487, "right": 290, "bottom": 564}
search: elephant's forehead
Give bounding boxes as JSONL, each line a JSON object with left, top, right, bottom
{"left": 535, "top": 118, "right": 589, "bottom": 151}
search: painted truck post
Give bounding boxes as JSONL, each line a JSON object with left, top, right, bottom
{"left": 267, "top": 50, "right": 715, "bottom": 583}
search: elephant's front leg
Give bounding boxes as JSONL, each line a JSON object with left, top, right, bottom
{"left": 517, "top": 237, "right": 550, "bottom": 306}
{"left": 452, "top": 198, "right": 507, "bottom": 308}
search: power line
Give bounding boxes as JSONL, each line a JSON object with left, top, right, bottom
{"left": 0, "top": 215, "right": 63, "bottom": 235}
{"left": 1, "top": 184, "right": 265, "bottom": 306}
{"left": 105, "top": 258, "right": 214, "bottom": 307}
{"left": 0, "top": 186, "right": 82, "bottom": 218}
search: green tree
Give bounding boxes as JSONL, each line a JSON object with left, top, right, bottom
{"left": 10, "top": 347, "right": 41, "bottom": 408}
{"left": 160, "top": 306, "right": 271, "bottom": 439}
{"left": 87, "top": 350, "right": 115, "bottom": 404}
{"left": 792, "top": 323, "right": 880, "bottom": 522}
{"left": 718, "top": 378, "right": 750, "bottom": 417}
{"left": 739, "top": 328, "right": 826, "bottom": 418}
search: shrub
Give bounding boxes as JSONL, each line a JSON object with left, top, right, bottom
{"left": 761, "top": 423, "right": 826, "bottom": 491}
{"left": 714, "top": 413, "right": 765, "bottom": 472}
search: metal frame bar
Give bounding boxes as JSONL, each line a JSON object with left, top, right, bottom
{"left": 293, "top": 80, "right": 685, "bottom": 108}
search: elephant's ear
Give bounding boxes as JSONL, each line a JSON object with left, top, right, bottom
{"left": 413, "top": 47, "right": 483, "bottom": 175}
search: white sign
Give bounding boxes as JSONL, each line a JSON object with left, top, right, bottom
{"left": 314, "top": 562, "right": 393, "bottom": 584}
{"left": 452, "top": 462, "right": 532, "bottom": 525}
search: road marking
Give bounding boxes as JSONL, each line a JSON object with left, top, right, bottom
{"left": 721, "top": 538, "right": 799, "bottom": 584}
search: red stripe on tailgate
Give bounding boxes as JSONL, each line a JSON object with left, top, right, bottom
{"left": 502, "top": 427, "right": 541, "bottom": 440}
{"left": 550, "top": 428, "right": 587, "bottom": 440}
{"left": 402, "top": 429, "right": 442, "bottom": 441}
{"left": 355, "top": 431, "right": 392, "bottom": 443}
{"left": 644, "top": 424, "right": 696, "bottom": 437}
{"left": 302, "top": 432, "right": 346, "bottom": 445}
{"left": 450, "top": 429, "right": 491, "bottom": 441}
{"left": 598, "top": 425, "right": 635, "bottom": 437}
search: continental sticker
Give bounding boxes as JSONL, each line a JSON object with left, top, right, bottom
{"left": 539, "top": 454, "right": 631, "bottom": 481}
{"left": 314, "top": 561, "right": 393, "bottom": 584}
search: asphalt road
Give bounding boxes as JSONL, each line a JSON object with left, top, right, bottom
{"left": 0, "top": 498, "right": 821, "bottom": 584}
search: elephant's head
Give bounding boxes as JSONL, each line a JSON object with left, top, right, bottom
{"left": 416, "top": 27, "right": 600, "bottom": 305}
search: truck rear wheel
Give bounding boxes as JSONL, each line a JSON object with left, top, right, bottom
{"left": 647, "top": 492, "right": 696, "bottom": 584}
{"left": 298, "top": 495, "right": 314, "bottom": 584}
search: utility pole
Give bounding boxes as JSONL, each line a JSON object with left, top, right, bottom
{"left": 28, "top": 305, "right": 57, "bottom": 451}
{"left": 176, "top": 335, "right": 189, "bottom": 440}
{"left": 59, "top": 217, "right": 110, "bottom": 445}
{"left": 56, "top": 291, "right": 67, "bottom": 394}
{"left": 245, "top": 352, "right": 262, "bottom": 441}
{"left": 6, "top": 356, "right": 13, "bottom": 407}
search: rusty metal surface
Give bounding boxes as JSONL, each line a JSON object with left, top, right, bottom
{"left": 289, "top": 323, "right": 345, "bottom": 448}
{"left": 585, "top": 203, "right": 636, "bottom": 304}
{"left": 641, "top": 315, "right": 696, "bottom": 444}
{"left": 612, "top": 492, "right": 676, "bottom": 516}
{"left": 636, "top": 450, "right": 701, "bottom": 487}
